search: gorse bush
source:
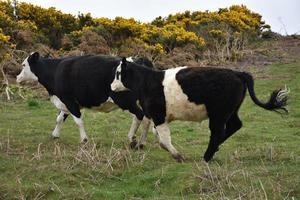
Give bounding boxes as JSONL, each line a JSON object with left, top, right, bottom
{"left": 0, "top": 28, "right": 10, "bottom": 45}
{"left": 0, "top": 1, "right": 270, "bottom": 65}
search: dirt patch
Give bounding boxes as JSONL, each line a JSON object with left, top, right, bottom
{"left": 197, "top": 37, "right": 300, "bottom": 79}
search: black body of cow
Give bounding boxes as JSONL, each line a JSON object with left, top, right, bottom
{"left": 114, "top": 58, "right": 288, "bottom": 162}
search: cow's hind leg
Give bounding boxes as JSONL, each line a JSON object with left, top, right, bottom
{"left": 71, "top": 115, "right": 88, "bottom": 143}
{"left": 156, "top": 123, "right": 184, "bottom": 162}
{"left": 221, "top": 113, "right": 242, "bottom": 144}
{"left": 52, "top": 110, "right": 69, "bottom": 138}
{"left": 204, "top": 118, "right": 226, "bottom": 162}
{"left": 64, "top": 100, "right": 88, "bottom": 143}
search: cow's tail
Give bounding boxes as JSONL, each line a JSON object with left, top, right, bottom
{"left": 236, "top": 71, "right": 289, "bottom": 113}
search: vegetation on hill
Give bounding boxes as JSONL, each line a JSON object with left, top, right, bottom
{"left": 0, "top": 1, "right": 269, "bottom": 64}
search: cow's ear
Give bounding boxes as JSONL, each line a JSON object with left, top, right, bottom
{"left": 122, "top": 57, "right": 127, "bottom": 64}
{"left": 29, "top": 52, "right": 40, "bottom": 63}
{"left": 121, "top": 57, "right": 127, "bottom": 68}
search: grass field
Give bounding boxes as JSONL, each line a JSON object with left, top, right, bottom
{"left": 0, "top": 61, "right": 299, "bottom": 199}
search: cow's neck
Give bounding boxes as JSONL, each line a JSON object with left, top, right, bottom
{"left": 33, "top": 59, "right": 61, "bottom": 95}
{"left": 130, "top": 67, "right": 164, "bottom": 98}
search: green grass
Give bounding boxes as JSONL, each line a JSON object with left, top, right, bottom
{"left": 1, "top": 61, "right": 300, "bottom": 199}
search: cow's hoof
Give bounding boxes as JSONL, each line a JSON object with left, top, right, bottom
{"left": 135, "top": 144, "right": 145, "bottom": 150}
{"left": 81, "top": 138, "right": 88, "bottom": 143}
{"left": 204, "top": 149, "right": 218, "bottom": 162}
{"left": 159, "top": 143, "right": 169, "bottom": 151}
{"left": 130, "top": 141, "right": 138, "bottom": 149}
{"left": 52, "top": 135, "right": 59, "bottom": 140}
{"left": 203, "top": 154, "right": 212, "bottom": 163}
{"left": 173, "top": 154, "right": 185, "bottom": 163}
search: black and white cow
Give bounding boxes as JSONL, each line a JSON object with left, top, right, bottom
{"left": 16, "top": 52, "right": 153, "bottom": 147}
{"left": 111, "top": 58, "right": 289, "bottom": 162}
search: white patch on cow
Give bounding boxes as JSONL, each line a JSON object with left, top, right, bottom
{"left": 16, "top": 56, "right": 38, "bottom": 83}
{"left": 156, "top": 123, "right": 179, "bottom": 155}
{"left": 72, "top": 115, "right": 88, "bottom": 142}
{"left": 91, "top": 97, "right": 118, "bottom": 113}
{"left": 162, "top": 67, "right": 208, "bottom": 122}
{"left": 50, "top": 95, "right": 88, "bottom": 142}
{"left": 50, "top": 95, "right": 69, "bottom": 112}
{"left": 136, "top": 100, "right": 142, "bottom": 109}
{"left": 126, "top": 57, "right": 134, "bottom": 62}
{"left": 52, "top": 111, "right": 66, "bottom": 138}
{"left": 51, "top": 95, "right": 117, "bottom": 115}
{"left": 111, "top": 61, "right": 129, "bottom": 92}
{"left": 127, "top": 115, "right": 142, "bottom": 142}
{"left": 107, "top": 97, "right": 114, "bottom": 103}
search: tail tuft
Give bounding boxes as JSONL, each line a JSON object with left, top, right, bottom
{"left": 268, "top": 85, "right": 289, "bottom": 113}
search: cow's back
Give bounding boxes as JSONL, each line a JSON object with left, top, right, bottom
{"left": 176, "top": 67, "right": 245, "bottom": 114}
{"left": 54, "top": 55, "right": 120, "bottom": 107}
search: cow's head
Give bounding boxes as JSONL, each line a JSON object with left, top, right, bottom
{"left": 111, "top": 57, "right": 130, "bottom": 92}
{"left": 16, "top": 52, "right": 39, "bottom": 83}
{"left": 133, "top": 57, "right": 153, "bottom": 69}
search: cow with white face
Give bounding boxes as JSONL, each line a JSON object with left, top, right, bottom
{"left": 111, "top": 58, "right": 289, "bottom": 162}
{"left": 16, "top": 53, "right": 38, "bottom": 83}
{"left": 111, "top": 61, "right": 129, "bottom": 92}
{"left": 17, "top": 52, "right": 153, "bottom": 147}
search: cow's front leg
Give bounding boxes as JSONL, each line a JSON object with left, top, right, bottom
{"left": 156, "top": 123, "right": 184, "bottom": 162}
{"left": 136, "top": 117, "right": 151, "bottom": 149}
{"left": 72, "top": 115, "right": 88, "bottom": 143}
{"left": 52, "top": 110, "right": 69, "bottom": 138}
{"left": 128, "top": 115, "right": 142, "bottom": 148}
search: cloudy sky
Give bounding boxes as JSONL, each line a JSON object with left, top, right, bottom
{"left": 21, "top": 0, "right": 300, "bottom": 35}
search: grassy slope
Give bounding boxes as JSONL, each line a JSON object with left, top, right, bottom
{"left": 0, "top": 61, "right": 299, "bottom": 200}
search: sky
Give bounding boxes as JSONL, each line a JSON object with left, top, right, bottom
{"left": 20, "top": 0, "right": 300, "bottom": 35}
